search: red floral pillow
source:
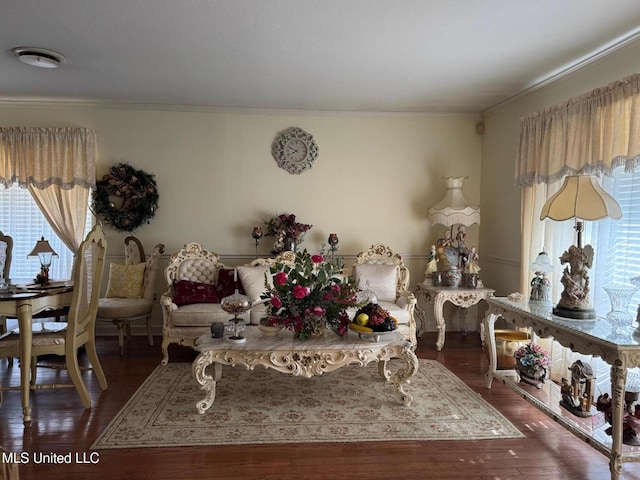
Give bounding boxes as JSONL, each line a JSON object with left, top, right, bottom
{"left": 216, "top": 268, "right": 245, "bottom": 298}
{"left": 173, "top": 280, "right": 220, "bottom": 306}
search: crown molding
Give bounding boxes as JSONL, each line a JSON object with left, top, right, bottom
{"left": 484, "top": 27, "right": 640, "bottom": 114}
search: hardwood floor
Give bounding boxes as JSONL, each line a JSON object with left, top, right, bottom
{"left": 1, "top": 330, "right": 638, "bottom": 480}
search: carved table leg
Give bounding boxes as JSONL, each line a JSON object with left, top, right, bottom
{"left": 192, "top": 351, "right": 220, "bottom": 414}
{"left": 433, "top": 294, "right": 447, "bottom": 351}
{"left": 458, "top": 306, "right": 469, "bottom": 336}
{"left": 482, "top": 311, "right": 498, "bottom": 390}
{"left": 609, "top": 359, "right": 627, "bottom": 480}
{"left": 392, "top": 344, "right": 419, "bottom": 406}
{"left": 378, "top": 360, "right": 391, "bottom": 381}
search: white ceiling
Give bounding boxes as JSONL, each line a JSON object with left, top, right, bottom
{"left": 2, "top": 0, "right": 640, "bottom": 114}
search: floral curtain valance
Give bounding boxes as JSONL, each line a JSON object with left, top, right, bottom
{"left": 0, "top": 127, "right": 96, "bottom": 189}
{"left": 515, "top": 74, "right": 640, "bottom": 186}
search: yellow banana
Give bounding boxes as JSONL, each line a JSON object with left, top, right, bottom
{"left": 349, "top": 323, "right": 373, "bottom": 333}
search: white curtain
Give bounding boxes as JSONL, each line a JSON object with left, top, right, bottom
{"left": 516, "top": 73, "right": 640, "bottom": 187}
{"left": 517, "top": 75, "right": 640, "bottom": 393}
{"left": 0, "top": 127, "right": 96, "bottom": 253}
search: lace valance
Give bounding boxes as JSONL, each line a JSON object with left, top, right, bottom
{"left": 0, "top": 127, "right": 96, "bottom": 189}
{"left": 515, "top": 74, "right": 640, "bottom": 186}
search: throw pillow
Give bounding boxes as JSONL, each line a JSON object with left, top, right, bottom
{"left": 237, "top": 265, "right": 273, "bottom": 303}
{"left": 217, "top": 268, "right": 245, "bottom": 298}
{"left": 354, "top": 263, "right": 397, "bottom": 302}
{"left": 105, "top": 262, "right": 146, "bottom": 299}
{"left": 173, "top": 280, "right": 220, "bottom": 306}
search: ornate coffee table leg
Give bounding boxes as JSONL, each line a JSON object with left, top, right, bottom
{"left": 192, "top": 351, "right": 222, "bottom": 414}
{"left": 378, "top": 360, "right": 391, "bottom": 381}
{"left": 392, "top": 343, "right": 419, "bottom": 406}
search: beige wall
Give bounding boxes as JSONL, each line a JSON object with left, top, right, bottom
{"left": 480, "top": 40, "right": 640, "bottom": 297}
{"left": 0, "top": 105, "right": 483, "bottom": 333}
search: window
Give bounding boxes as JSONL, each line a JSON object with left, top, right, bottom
{"left": 0, "top": 185, "right": 92, "bottom": 283}
{"left": 590, "top": 167, "right": 640, "bottom": 313}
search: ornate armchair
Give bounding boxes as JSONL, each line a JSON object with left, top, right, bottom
{"left": 345, "top": 244, "right": 417, "bottom": 349}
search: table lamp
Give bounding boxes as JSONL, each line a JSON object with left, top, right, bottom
{"left": 428, "top": 176, "right": 480, "bottom": 286}
{"left": 539, "top": 175, "right": 622, "bottom": 319}
{"left": 28, "top": 236, "right": 58, "bottom": 285}
{"left": 529, "top": 249, "right": 553, "bottom": 305}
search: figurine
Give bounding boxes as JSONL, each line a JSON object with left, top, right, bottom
{"left": 425, "top": 245, "right": 438, "bottom": 275}
{"left": 465, "top": 247, "right": 480, "bottom": 274}
{"left": 560, "top": 360, "right": 596, "bottom": 417}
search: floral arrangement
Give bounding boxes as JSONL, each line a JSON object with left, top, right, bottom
{"left": 513, "top": 343, "right": 552, "bottom": 376}
{"left": 264, "top": 213, "right": 312, "bottom": 252}
{"left": 261, "top": 249, "right": 361, "bottom": 339}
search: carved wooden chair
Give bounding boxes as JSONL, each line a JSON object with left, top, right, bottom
{"left": 97, "top": 237, "right": 165, "bottom": 355}
{"left": 0, "top": 231, "right": 14, "bottom": 365}
{"left": 0, "top": 225, "right": 108, "bottom": 409}
{"left": 345, "top": 243, "right": 417, "bottom": 349}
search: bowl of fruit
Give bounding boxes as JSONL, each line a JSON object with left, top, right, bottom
{"left": 348, "top": 303, "right": 397, "bottom": 341}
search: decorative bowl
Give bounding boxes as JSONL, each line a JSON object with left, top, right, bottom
{"left": 258, "top": 324, "right": 283, "bottom": 337}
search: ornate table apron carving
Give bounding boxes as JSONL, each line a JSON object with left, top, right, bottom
{"left": 414, "top": 282, "right": 494, "bottom": 350}
{"left": 192, "top": 328, "right": 418, "bottom": 414}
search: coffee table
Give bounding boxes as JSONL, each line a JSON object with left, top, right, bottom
{"left": 192, "top": 326, "right": 419, "bottom": 414}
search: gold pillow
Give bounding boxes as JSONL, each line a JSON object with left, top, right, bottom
{"left": 105, "top": 262, "right": 146, "bottom": 299}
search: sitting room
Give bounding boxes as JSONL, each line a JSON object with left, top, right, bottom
{"left": 2, "top": 2, "right": 640, "bottom": 479}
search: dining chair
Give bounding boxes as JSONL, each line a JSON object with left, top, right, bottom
{"left": 0, "top": 224, "right": 108, "bottom": 409}
{"left": 97, "top": 237, "right": 165, "bottom": 355}
{"left": 0, "top": 231, "right": 14, "bottom": 366}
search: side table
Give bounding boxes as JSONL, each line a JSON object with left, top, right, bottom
{"left": 414, "top": 280, "right": 494, "bottom": 350}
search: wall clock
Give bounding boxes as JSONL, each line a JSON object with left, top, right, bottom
{"left": 271, "top": 127, "right": 319, "bottom": 175}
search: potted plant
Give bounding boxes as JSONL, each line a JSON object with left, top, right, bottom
{"left": 513, "top": 342, "right": 552, "bottom": 389}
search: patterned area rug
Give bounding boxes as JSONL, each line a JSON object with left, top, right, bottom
{"left": 92, "top": 359, "right": 523, "bottom": 449}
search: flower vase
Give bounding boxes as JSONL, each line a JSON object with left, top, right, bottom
{"left": 603, "top": 285, "right": 638, "bottom": 338}
{"left": 299, "top": 314, "right": 326, "bottom": 339}
{"left": 284, "top": 236, "right": 297, "bottom": 252}
{"left": 516, "top": 366, "right": 546, "bottom": 389}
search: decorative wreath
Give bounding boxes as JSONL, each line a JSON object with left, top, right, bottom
{"left": 91, "top": 163, "right": 159, "bottom": 232}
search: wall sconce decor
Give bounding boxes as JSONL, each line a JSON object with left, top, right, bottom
{"left": 251, "top": 226, "right": 263, "bottom": 258}
{"left": 327, "top": 233, "right": 339, "bottom": 260}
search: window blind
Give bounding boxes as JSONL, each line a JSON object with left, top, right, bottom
{"left": 0, "top": 185, "right": 91, "bottom": 283}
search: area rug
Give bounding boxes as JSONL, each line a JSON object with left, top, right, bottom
{"left": 91, "top": 359, "right": 523, "bottom": 449}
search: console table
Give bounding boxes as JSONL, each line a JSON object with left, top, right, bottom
{"left": 483, "top": 297, "right": 640, "bottom": 480}
{"left": 414, "top": 281, "right": 494, "bottom": 350}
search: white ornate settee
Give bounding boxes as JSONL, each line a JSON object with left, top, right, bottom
{"left": 160, "top": 243, "right": 417, "bottom": 365}
{"left": 160, "top": 243, "right": 294, "bottom": 365}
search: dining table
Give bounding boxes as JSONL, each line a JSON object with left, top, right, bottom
{"left": 0, "top": 281, "right": 73, "bottom": 424}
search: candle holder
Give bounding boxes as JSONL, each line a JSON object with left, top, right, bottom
{"left": 328, "top": 233, "right": 339, "bottom": 261}
{"left": 251, "top": 226, "right": 263, "bottom": 258}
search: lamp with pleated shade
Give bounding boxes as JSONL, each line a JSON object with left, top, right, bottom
{"left": 540, "top": 175, "right": 622, "bottom": 319}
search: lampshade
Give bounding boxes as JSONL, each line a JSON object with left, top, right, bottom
{"left": 530, "top": 250, "right": 553, "bottom": 274}
{"left": 27, "top": 236, "right": 58, "bottom": 259}
{"left": 539, "top": 175, "right": 622, "bottom": 222}
{"left": 428, "top": 176, "right": 480, "bottom": 227}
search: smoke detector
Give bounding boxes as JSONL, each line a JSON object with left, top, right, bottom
{"left": 12, "top": 47, "right": 66, "bottom": 68}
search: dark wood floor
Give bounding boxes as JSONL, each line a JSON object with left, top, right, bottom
{"left": 0, "top": 330, "right": 638, "bottom": 480}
